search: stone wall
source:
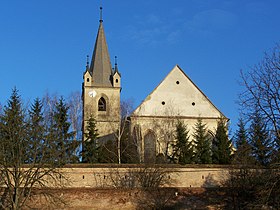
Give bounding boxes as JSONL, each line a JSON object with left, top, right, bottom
{"left": 61, "top": 165, "right": 229, "bottom": 188}
{"left": 2, "top": 165, "right": 231, "bottom": 209}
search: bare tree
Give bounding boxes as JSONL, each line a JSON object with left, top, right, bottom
{"left": 67, "top": 91, "right": 83, "bottom": 159}
{"left": 102, "top": 165, "right": 176, "bottom": 209}
{"left": 67, "top": 91, "right": 82, "bottom": 142}
{"left": 155, "top": 118, "right": 177, "bottom": 162}
{"left": 234, "top": 44, "right": 280, "bottom": 208}
{"left": 114, "top": 99, "right": 133, "bottom": 164}
{"left": 41, "top": 91, "right": 58, "bottom": 126}
{"left": 133, "top": 166, "right": 176, "bottom": 209}
{"left": 239, "top": 44, "right": 280, "bottom": 149}
{"left": 145, "top": 103, "right": 181, "bottom": 163}
{"left": 131, "top": 101, "right": 184, "bottom": 163}
{"left": 100, "top": 99, "right": 139, "bottom": 164}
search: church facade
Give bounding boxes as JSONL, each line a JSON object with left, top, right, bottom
{"left": 130, "top": 65, "right": 227, "bottom": 163}
{"left": 82, "top": 9, "right": 227, "bottom": 163}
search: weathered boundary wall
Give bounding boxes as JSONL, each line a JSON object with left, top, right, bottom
{"left": 61, "top": 165, "right": 230, "bottom": 188}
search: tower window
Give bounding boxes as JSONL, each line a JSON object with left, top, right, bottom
{"left": 115, "top": 79, "right": 119, "bottom": 83}
{"left": 176, "top": 81, "right": 180, "bottom": 84}
{"left": 98, "top": 97, "right": 106, "bottom": 111}
{"left": 162, "top": 101, "right": 165, "bottom": 105}
{"left": 87, "top": 78, "right": 89, "bottom": 82}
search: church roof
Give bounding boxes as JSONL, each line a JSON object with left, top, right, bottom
{"left": 89, "top": 20, "right": 113, "bottom": 87}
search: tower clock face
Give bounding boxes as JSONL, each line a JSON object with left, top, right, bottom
{"left": 88, "top": 90, "right": 97, "bottom": 98}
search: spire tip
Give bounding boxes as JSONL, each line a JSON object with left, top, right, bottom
{"left": 99, "top": 6, "right": 103, "bottom": 22}
{"left": 86, "top": 55, "right": 89, "bottom": 69}
{"left": 114, "top": 56, "right": 119, "bottom": 73}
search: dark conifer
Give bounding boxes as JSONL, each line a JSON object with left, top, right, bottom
{"left": 27, "top": 98, "right": 45, "bottom": 163}
{"left": 233, "top": 118, "right": 254, "bottom": 165}
{"left": 82, "top": 115, "right": 100, "bottom": 163}
{"left": 52, "top": 97, "right": 78, "bottom": 164}
{"left": 212, "top": 118, "right": 232, "bottom": 164}
{"left": 235, "top": 118, "right": 248, "bottom": 149}
{"left": 0, "top": 88, "right": 26, "bottom": 165}
{"left": 249, "top": 109, "right": 272, "bottom": 166}
{"left": 192, "top": 118, "right": 212, "bottom": 164}
{"left": 172, "top": 121, "right": 193, "bottom": 164}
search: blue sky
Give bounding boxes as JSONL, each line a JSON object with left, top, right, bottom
{"left": 1, "top": 0, "right": 280, "bottom": 133}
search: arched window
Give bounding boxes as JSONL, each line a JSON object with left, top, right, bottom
{"left": 98, "top": 97, "right": 106, "bottom": 111}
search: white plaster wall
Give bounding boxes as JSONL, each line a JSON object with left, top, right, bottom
{"left": 133, "top": 65, "right": 224, "bottom": 119}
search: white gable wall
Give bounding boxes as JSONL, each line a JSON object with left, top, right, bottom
{"left": 133, "top": 65, "right": 224, "bottom": 118}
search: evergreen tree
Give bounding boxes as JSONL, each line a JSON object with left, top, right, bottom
{"left": 0, "top": 88, "right": 26, "bottom": 165}
{"left": 235, "top": 118, "right": 248, "bottom": 149}
{"left": 249, "top": 109, "right": 272, "bottom": 166}
{"left": 26, "top": 98, "right": 45, "bottom": 163}
{"left": 52, "top": 97, "right": 78, "bottom": 165}
{"left": 171, "top": 121, "right": 193, "bottom": 164}
{"left": 233, "top": 118, "right": 254, "bottom": 165}
{"left": 192, "top": 118, "right": 212, "bottom": 164}
{"left": 0, "top": 89, "right": 67, "bottom": 209}
{"left": 212, "top": 118, "right": 232, "bottom": 164}
{"left": 82, "top": 115, "right": 100, "bottom": 163}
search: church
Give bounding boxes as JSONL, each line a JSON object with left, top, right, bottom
{"left": 82, "top": 8, "right": 227, "bottom": 163}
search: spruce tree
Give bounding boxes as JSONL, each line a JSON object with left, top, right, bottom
{"left": 212, "top": 118, "right": 232, "bottom": 164}
{"left": 27, "top": 98, "right": 45, "bottom": 163}
{"left": 171, "top": 121, "right": 193, "bottom": 164}
{"left": 52, "top": 97, "right": 78, "bottom": 164}
{"left": 233, "top": 118, "right": 254, "bottom": 165}
{"left": 192, "top": 118, "right": 212, "bottom": 164}
{"left": 249, "top": 109, "right": 271, "bottom": 166}
{"left": 0, "top": 88, "right": 26, "bottom": 165}
{"left": 0, "top": 89, "right": 69, "bottom": 209}
{"left": 235, "top": 118, "right": 247, "bottom": 148}
{"left": 82, "top": 115, "right": 100, "bottom": 163}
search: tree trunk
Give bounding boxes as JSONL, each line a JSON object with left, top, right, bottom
{"left": 117, "top": 134, "right": 121, "bottom": 164}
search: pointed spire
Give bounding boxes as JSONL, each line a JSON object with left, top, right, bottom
{"left": 89, "top": 6, "right": 113, "bottom": 87}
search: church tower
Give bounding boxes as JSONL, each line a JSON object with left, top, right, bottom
{"left": 82, "top": 7, "right": 121, "bottom": 140}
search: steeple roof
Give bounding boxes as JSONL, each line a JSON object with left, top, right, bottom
{"left": 89, "top": 20, "right": 113, "bottom": 87}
